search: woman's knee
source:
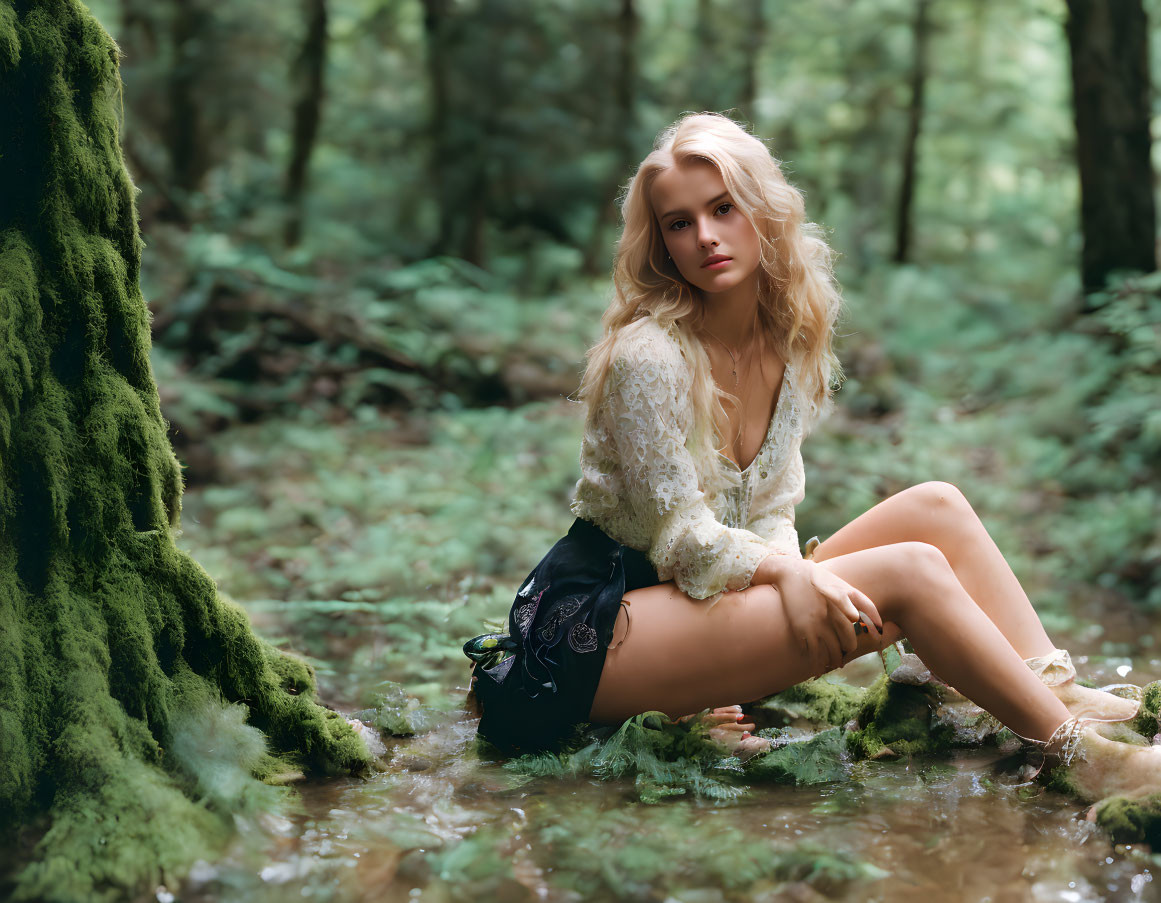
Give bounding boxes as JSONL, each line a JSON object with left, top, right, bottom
{"left": 881, "top": 541, "right": 958, "bottom": 607}
{"left": 912, "top": 480, "right": 973, "bottom": 518}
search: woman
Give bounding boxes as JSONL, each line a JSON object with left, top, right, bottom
{"left": 463, "top": 112, "right": 1158, "bottom": 797}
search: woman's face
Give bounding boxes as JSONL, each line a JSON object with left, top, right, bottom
{"left": 650, "top": 160, "right": 762, "bottom": 295}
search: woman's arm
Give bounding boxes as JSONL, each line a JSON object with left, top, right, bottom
{"left": 753, "top": 553, "right": 883, "bottom": 672}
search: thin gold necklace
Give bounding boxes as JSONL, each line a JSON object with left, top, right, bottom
{"left": 703, "top": 329, "right": 742, "bottom": 388}
{"left": 702, "top": 317, "right": 762, "bottom": 465}
{"left": 701, "top": 316, "right": 760, "bottom": 389}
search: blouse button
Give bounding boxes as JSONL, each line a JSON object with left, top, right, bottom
{"left": 759, "top": 468, "right": 768, "bottom": 479}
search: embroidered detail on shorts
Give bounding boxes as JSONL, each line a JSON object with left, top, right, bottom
{"left": 515, "top": 602, "right": 537, "bottom": 636}
{"left": 568, "top": 621, "right": 598, "bottom": 653}
{"left": 515, "top": 585, "right": 549, "bottom": 638}
{"left": 536, "top": 594, "right": 584, "bottom": 643}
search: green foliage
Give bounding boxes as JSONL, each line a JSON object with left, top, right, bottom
{"left": 392, "top": 801, "right": 889, "bottom": 902}
{"left": 1044, "top": 274, "right": 1161, "bottom": 607}
{"left": 501, "top": 712, "right": 749, "bottom": 803}
{"left": 166, "top": 688, "right": 286, "bottom": 814}
{"left": 8, "top": 0, "right": 1160, "bottom": 894}
{"left": 501, "top": 711, "right": 855, "bottom": 803}
{"left": 147, "top": 248, "right": 609, "bottom": 445}
{"left": 747, "top": 728, "right": 851, "bottom": 785}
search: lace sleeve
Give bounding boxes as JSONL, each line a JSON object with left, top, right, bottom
{"left": 604, "top": 337, "right": 776, "bottom": 600}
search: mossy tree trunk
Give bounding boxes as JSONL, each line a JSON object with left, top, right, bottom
{"left": 0, "top": 2, "right": 371, "bottom": 900}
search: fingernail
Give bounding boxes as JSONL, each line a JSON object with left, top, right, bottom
{"left": 736, "top": 713, "right": 745, "bottom": 721}
{"left": 742, "top": 731, "right": 750, "bottom": 738}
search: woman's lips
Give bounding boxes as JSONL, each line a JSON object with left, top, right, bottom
{"left": 702, "top": 257, "right": 732, "bottom": 269}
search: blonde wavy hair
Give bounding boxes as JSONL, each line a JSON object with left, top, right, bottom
{"left": 575, "top": 112, "right": 845, "bottom": 485}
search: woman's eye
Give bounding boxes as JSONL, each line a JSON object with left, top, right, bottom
{"left": 668, "top": 204, "right": 733, "bottom": 231}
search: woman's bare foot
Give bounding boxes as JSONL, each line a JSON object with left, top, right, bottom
{"left": 673, "top": 704, "right": 772, "bottom": 760}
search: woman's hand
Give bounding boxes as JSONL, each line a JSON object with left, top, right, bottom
{"left": 757, "top": 556, "right": 883, "bottom": 674}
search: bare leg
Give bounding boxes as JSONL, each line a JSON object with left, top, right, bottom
{"left": 590, "top": 541, "right": 1072, "bottom": 743}
{"left": 807, "top": 481, "right": 1139, "bottom": 723}
{"left": 811, "top": 481, "right": 1054, "bottom": 660}
{"left": 679, "top": 481, "right": 1045, "bottom": 729}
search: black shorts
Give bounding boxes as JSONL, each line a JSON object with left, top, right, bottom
{"left": 462, "top": 517, "right": 659, "bottom": 756}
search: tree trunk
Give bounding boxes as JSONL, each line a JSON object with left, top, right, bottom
{"left": 692, "top": 0, "right": 718, "bottom": 112}
{"left": 962, "top": 0, "right": 988, "bottom": 256}
{"left": 0, "top": 3, "right": 371, "bottom": 898}
{"left": 582, "top": 0, "right": 639, "bottom": 275}
{"left": 284, "top": 0, "right": 330, "bottom": 248}
{"left": 165, "top": 0, "right": 212, "bottom": 211}
{"left": 421, "top": 0, "right": 455, "bottom": 257}
{"left": 739, "top": 0, "right": 766, "bottom": 126}
{"left": 1064, "top": 0, "right": 1155, "bottom": 297}
{"left": 892, "top": 0, "right": 931, "bottom": 264}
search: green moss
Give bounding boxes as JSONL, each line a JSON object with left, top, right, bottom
{"left": 844, "top": 674, "right": 956, "bottom": 760}
{"left": 1130, "top": 680, "right": 1161, "bottom": 738}
{"left": 0, "top": 3, "right": 371, "bottom": 899}
{"left": 755, "top": 676, "right": 866, "bottom": 727}
{"left": 1094, "top": 794, "right": 1161, "bottom": 846}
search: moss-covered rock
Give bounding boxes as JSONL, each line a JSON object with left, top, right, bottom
{"left": 1130, "top": 680, "right": 1161, "bottom": 739}
{"left": 1094, "top": 794, "right": 1161, "bottom": 847}
{"left": 0, "top": 3, "right": 371, "bottom": 899}
{"left": 844, "top": 674, "right": 957, "bottom": 760}
{"left": 755, "top": 675, "right": 866, "bottom": 727}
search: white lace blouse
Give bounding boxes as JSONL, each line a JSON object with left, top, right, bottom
{"left": 569, "top": 315, "right": 809, "bottom": 601}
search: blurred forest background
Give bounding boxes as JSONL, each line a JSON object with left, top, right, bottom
{"left": 21, "top": 0, "right": 1161, "bottom": 897}
{"left": 86, "top": 0, "right": 1160, "bottom": 649}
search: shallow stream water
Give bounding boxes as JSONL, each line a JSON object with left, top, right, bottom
{"left": 157, "top": 588, "right": 1161, "bottom": 903}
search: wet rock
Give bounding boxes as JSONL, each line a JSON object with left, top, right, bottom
{"left": 844, "top": 674, "right": 956, "bottom": 760}
{"left": 396, "top": 755, "right": 434, "bottom": 772}
{"left": 1130, "top": 681, "right": 1161, "bottom": 738}
{"left": 356, "top": 680, "right": 449, "bottom": 737}
{"left": 1094, "top": 794, "right": 1161, "bottom": 847}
